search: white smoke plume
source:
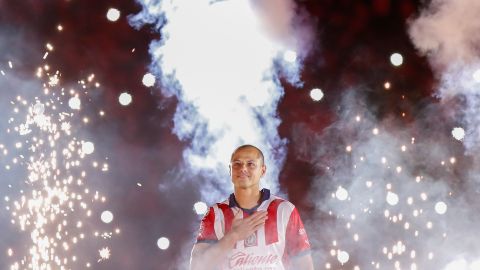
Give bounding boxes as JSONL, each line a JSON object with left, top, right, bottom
{"left": 409, "top": 0, "right": 480, "bottom": 153}
{"left": 130, "top": 0, "right": 313, "bottom": 203}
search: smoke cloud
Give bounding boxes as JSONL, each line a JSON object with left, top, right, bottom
{"left": 409, "top": 0, "right": 480, "bottom": 153}
{"left": 302, "top": 90, "right": 480, "bottom": 269}
{"left": 130, "top": 0, "right": 313, "bottom": 203}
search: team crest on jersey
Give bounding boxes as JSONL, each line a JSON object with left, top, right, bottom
{"left": 244, "top": 232, "right": 258, "bottom": 247}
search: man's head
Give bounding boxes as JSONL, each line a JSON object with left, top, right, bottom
{"left": 229, "top": 145, "right": 266, "bottom": 190}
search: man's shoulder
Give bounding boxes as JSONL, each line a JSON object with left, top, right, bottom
{"left": 268, "top": 193, "right": 296, "bottom": 210}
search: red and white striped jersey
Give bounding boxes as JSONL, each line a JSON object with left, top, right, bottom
{"left": 196, "top": 189, "right": 311, "bottom": 270}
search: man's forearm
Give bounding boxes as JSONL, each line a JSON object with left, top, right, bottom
{"left": 190, "top": 233, "right": 238, "bottom": 270}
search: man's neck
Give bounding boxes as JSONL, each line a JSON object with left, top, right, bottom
{"left": 233, "top": 187, "right": 261, "bottom": 209}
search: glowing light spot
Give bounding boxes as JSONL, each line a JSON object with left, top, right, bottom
{"left": 118, "top": 92, "right": 132, "bottom": 106}
{"left": 473, "top": 69, "right": 480, "bottom": 82}
{"left": 68, "top": 97, "right": 81, "bottom": 110}
{"left": 384, "top": 82, "right": 391, "bottom": 89}
{"left": 157, "top": 237, "right": 170, "bottom": 250}
{"left": 106, "top": 8, "right": 121, "bottom": 22}
{"left": 142, "top": 73, "right": 156, "bottom": 87}
{"left": 57, "top": 24, "right": 63, "bottom": 31}
{"left": 390, "top": 53, "right": 403, "bottom": 66}
{"left": 452, "top": 127, "right": 465, "bottom": 141}
{"left": 386, "top": 191, "right": 399, "bottom": 206}
{"left": 337, "top": 250, "right": 349, "bottom": 265}
{"left": 98, "top": 247, "right": 111, "bottom": 261}
{"left": 435, "top": 201, "right": 447, "bottom": 215}
{"left": 82, "top": 141, "right": 95, "bottom": 155}
{"left": 346, "top": 145, "right": 352, "bottom": 152}
{"left": 335, "top": 186, "right": 348, "bottom": 201}
{"left": 7, "top": 248, "right": 13, "bottom": 256}
{"left": 373, "top": 128, "right": 379, "bottom": 135}
{"left": 309, "top": 88, "right": 324, "bottom": 101}
{"left": 193, "top": 201, "right": 208, "bottom": 215}
{"left": 100, "top": 211, "right": 114, "bottom": 224}
{"left": 447, "top": 157, "right": 456, "bottom": 165}
{"left": 283, "top": 50, "right": 297, "bottom": 63}
{"left": 401, "top": 145, "right": 407, "bottom": 152}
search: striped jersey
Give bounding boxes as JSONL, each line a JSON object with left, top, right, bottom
{"left": 196, "top": 189, "right": 311, "bottom": 270}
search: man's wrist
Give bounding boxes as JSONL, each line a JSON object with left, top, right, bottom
{"left": 223, "top": 231, "right": 239, "bottom": 247}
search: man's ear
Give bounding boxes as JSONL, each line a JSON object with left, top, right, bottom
{"left": 261, "top": 165, "right": 266, "bottom": 177}
{"left": 228, "top": 165, "right": 232, "bottom": 176}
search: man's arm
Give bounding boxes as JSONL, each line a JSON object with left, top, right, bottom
{"left": 289, "top": 253, "right": 314, "bottom": 270}
{"left": 190, "top": 210, "right": 267, "bottom": 270}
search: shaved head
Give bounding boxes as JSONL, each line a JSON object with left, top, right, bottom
{"left": 230, "top": 144, "right": 265, "bottom": 165}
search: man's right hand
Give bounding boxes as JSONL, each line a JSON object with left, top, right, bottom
{"left": 229, "top": 210, "right": 268, "bottom": 242}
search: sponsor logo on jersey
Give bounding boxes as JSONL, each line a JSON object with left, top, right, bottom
{"left": 228, "top": 252, "right": 279, "bottom": 268}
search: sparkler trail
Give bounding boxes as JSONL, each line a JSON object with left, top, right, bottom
{"left": 1, "top": 56, "right": 118, "bottom": 269}
{"left": 130, "top": 0, "right": 313, "bottom": 203}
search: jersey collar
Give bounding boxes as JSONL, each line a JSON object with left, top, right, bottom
{"left": 229, "top": 188, "right": 270, "bottom": 214}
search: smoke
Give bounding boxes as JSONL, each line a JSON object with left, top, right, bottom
{"left": 408, "top": 0, "right": 480, "bottom": 154}
{"left": 301, "top": 90, "right": 480, "bottom": 269}
{"left": 130, "top": 0, "right": 313, "bottom": 203}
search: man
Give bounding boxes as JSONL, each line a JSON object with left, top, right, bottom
{"left": 190, "top": 144, "right": 314, "bottom": 270}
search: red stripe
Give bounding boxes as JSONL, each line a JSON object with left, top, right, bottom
{"left": 197, "top": 206, "right": 217, "bottom": 241}
{"left": 265, "top": 199, "right": 283, "bottom": 245}
{"left": 217, "top": 204, "right": 234, "bottom": 234}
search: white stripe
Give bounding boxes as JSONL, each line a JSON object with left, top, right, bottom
{"left": 212, "top": 204, "right": 224, "bottom": 239}
{"left": 276, "top": 201, "right": 294, "bottom": 255}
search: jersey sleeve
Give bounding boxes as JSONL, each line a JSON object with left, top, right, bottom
{"left": 285, "top": 207, "right": 311, "bottom": 258}
{"left": 196, "top": 206, "right": 218, "bottom": 243}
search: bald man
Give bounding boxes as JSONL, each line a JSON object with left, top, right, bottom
{"left": 190, "top": 145, "right": 314, "bottom": 270}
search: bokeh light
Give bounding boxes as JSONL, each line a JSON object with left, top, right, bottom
{"left": 69, "top": 96, "right": 81, "bottom": 110}
{"left": 142, "top": 73, "right": 156, "bottom": 87}
{"left": 390, "top": 53, "right": 404, "bottom": 66}
{"left": 119, "top": 92, "right": 132, "bottom": 106}
{"left": 106, "top": 8, "right": 121, "bottom": 22}
{"left": 101, "top": 211, "right": 114, "bottom": 224}
{"left": 452, "top": 127, "right": 465, "bottom": 141}
{"left": 193, "top": 201, "right": 208, "bottom": 215}
{"left": 157, "top": 237, "right": 170, "bottom": 250}
{"left": 82, "top": 141, "right": 95, "bottom": 155}
{"left": 310, "top": 88, "right": 324, "bottom": 101}
{"left": 434, "top": 201, "right": 447, "bottom": 215}
{"left": 336, "top": 186, "right": 348, "bottom": 201}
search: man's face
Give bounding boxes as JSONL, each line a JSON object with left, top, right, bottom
{"left": 229, "top": 147, "right": 266, "bottom": 190}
